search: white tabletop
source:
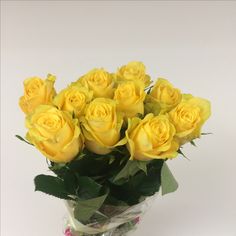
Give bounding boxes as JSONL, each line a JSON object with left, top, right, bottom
{"left": 1, "top": 1, "right": 236, "bottom": 236}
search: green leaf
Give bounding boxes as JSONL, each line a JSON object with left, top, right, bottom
{"left": 113, "top": 160, "right": 148, "bottom": 184}
{"left": 109, "top": 160, "right": 163, "bottom": 205}
{"left": 190, "top": 140, "right": 197, "bottom": 147}
{"left": 119, "top": 157, "right": 128, "bottom": 165}
{"left": 138, "top": 170, "right": 161, "bottom": 196}
{"left": 15, "top": 135, "right": 33, "bottom": 146}
{"left": 177, "top": 149, "right": 188, "bottom": 159}
{"left": 76, "top": 176, "right": 102, "bottom": 199}
{"left": 73, "top": 151, "right": 87, "bottom": 161}
{"left": 161, "top": 162, "right": 178, "bottom": 195}
{"left": 145, "top": 85, "right": 154, "bottom": 94}
{"left": 109, "top": 156, "right": 116, "bottom": 164}
{"left": 136, "top": 161, "right": 148, "bottom": 174}
{"left": 48, "top": 162, "right": 70, "bottom": 177}
{"left": 74, "top": 188, "right": 109, "bottom": 223}
{"left": 67, "top": 151, "right": 111, "bottom": 177}
{"left": 49, "top": 162, "right": 67, "bottom": 171}
{"left": 136, "top": 113, "right": 144, "bottom": 119}
{"left": 144, "top": 102, "right": 161, "bottom": 116}
{"left": 63, "top": 172, "right": 79, "bottom": 195}
{"left": 34, "top": 174, "right": 72, "bottom": 200}
{"left": 201, "top": 132, "right": 212, "bottom": 135}
{"left": 104, "top": 195, "right": 129, "bottom": 206}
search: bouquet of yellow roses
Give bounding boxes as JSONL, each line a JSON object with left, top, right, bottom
{"left": 17, "top": 62, "right": 211, "bottom": 236}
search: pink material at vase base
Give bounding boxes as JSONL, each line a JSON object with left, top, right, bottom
{"left": 64, "top": 228, "right": 73, "bottom": 236}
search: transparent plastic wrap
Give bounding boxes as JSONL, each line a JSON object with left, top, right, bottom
{"left": 63, "top": 194, "right": 157, "bottom": 236}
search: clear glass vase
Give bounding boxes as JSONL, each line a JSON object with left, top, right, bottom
{"left": 64, "top": 217, "right": 139, "bottom": 236}
{"left": 63, "top": 194, "right": 157, "bottom": 236}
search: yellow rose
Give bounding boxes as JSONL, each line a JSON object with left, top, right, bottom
{"left": 126, "top": 113, "right": 179, "bottom": 161}
{"left": 81, "top": 98, "right": 126, "bottom": 154}
{"left": 19, "top": 74, "right": 56, "bottom": 114}
{"left": 53, "top": 85, "right": 93, "bottom": 117}
{"left": 148, "top": 78, "right": 182, "bottom": 114}
{"left": 76, "top": 68, "right": 114, "bottom": 98}
{"left": 26, "top": 105, "right": 84, "bottom": 163}
{"left": 116, "top": 61, "right": 151, "bottom": 87}
{"left": 114, "top": 81, "right": 146, "bottom": 118}
{"left": 169, "top": 95, "right": 211, "bottom": 143}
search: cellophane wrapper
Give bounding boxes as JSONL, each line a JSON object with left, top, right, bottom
{"left": 63, "top": 194, "right": 157, "bottom": 236}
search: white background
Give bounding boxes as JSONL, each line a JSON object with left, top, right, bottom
{"left": 1, "top": 1, "right": 236, "bottom": 236}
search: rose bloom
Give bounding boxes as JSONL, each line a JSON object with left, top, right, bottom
{"left": 114, "top": 81, "right": 146, "bottom": 118}
{"left": 116, "top": 61, "right": 151, "bottom": 87}
{"left": 75, "top": 68, "right": 114, "bottom": 98}
{"left": 26, "top": 105, "right": 84, "bottom": 163}
{"left": 126, "top": 113, "right": 179, "bottom": 161}
{"left": 53, "top": 85, "right": 93, "bottom": 117}
{"left": 148, "top": 78, "right": 182, "bottom": 114}
{"left": 81, "top": 98, "right": 126, "bottom": 155}
{"left": 19, "top": 74, "right": 56, "bottom": 114}
{"left": 169, "top": 94, "right": 211, "bottom": 143}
